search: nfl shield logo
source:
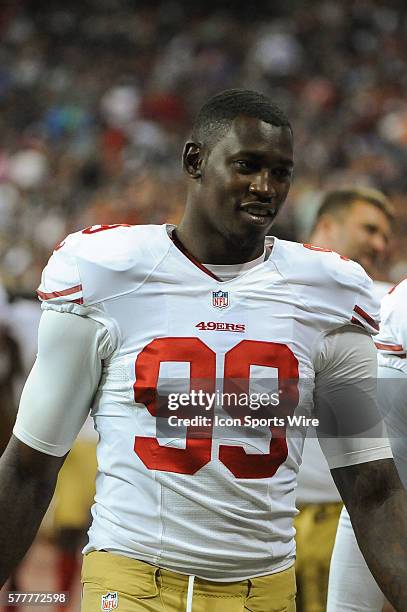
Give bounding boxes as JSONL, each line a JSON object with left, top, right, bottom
{"left": 212, "top": 290, "right": 229, "bottom": 309}
{"left": 101, "top": 592, "right": 118, "bottom": 611}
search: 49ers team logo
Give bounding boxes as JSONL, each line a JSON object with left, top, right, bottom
{"left": 212, "top": 290, "right": 229, "bottom": 309}
{"left": 101, "top": 592, "right": 118, "bottom": 611}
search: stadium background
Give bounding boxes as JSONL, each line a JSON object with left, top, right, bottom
{"left": 0, "top": 0, "right": 407, "bottom": 610}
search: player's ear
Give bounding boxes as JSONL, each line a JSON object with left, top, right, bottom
{"left": 182, "top": 142, "right": 204, "bottom": 179}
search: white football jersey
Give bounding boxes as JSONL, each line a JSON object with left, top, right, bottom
{"left": 35, "top": 224, "right": 384, "bottom": 580}
{"left": 376, "top": 279, "right": 407, "bottom": 374}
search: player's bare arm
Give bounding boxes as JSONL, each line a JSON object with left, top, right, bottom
{"left": 0, "top": 436, "right": 65, "bottom": 585}
{"left": 332, "top": 458, "right": 407, "bottom": 610}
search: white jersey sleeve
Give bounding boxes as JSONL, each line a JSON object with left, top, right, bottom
{"left": 271, "top": 241, "right": 387, "bottom": 469}
{"left": 300, "top": 248, "right": 389, "bottom": 468}
{"left": 13, "top": 225, "right": 146, "bottom": 456}
{"left": 296, "top": 280, "right": 391, "bottom": 505}
{"left": 13, "top": 310, "right": 105, "bottom": 456}
{"left": 313, "top": 326, "right": 392, "bottom": 469}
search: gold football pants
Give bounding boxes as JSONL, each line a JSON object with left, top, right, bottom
{"left": 82, "top": 551, "right": 296, "bottom": 611}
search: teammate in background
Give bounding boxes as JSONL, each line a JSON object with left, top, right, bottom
{"left": 0, "top": 324, "right": 19, "bottom": 455}
{"left": 0, "top": 320, "right": 21, "bottom": 612}
{"left": 0, "top": 89, "right": 407, "bottom": 611}
{"left": 309, "top": 189, "right": 392, "bottom": 280}
{"left": 0, "top": 287, "right": 21, "bottom": 456}
{"left": 327, "top": 280, "right": 407, "bottom": 612}
{"left": 295, "top": 188, "right": 393, "bottom": 612}
{"left": 53, "top": 421, "right": 97, "bottom": 608}
{"left": 0, "top": 290, "right": 24, "bottom": 612}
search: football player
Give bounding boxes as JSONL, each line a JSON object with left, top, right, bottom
{"left": 308, "top": 188, "right": 391, "bottom": 278}
{"left": 0, "top": 89, "right": 406, "bottom": 612}
{"left": 295, "top": 188, "right": 393, "bottom": 612}
{"left": 327, "top": 279, "right": 407, "bottom": 612}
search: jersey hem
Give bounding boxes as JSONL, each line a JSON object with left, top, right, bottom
{"left": 81, "top": 546, "right": 295, "bottom": 582}
{"left": 326, "top": 444, "right": 393, "bottom": 470}
{"left": 12, "top": 427, "right": 70, "bottom": 457}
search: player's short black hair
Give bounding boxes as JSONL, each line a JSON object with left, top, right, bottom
{"left": 191, "top": 89, "right": 292, "bottom": 148}
{"left": 314, "top": 188, "right": 395, "bottom": 227}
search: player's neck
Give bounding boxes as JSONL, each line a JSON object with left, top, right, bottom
{"left": 175, "top": 221, "right": 265, "bottom": 265}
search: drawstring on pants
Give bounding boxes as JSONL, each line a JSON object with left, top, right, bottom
{"left": 186, "top": 575, "right": 195, "bottom": 612}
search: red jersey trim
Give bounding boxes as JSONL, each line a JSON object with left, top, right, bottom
{"left": 351, "top": 317, "right": 364, "bottom": 329}
{"left": 170, "top": 231, "right": 222, "bottom": 282}
{"left": 375, "top": 342, "right": 404, "bottom": 352}
{"left": 389, "top": 278, "right": 406, "bottom": 294}
{"left": 37, "top": 284, "right": 83, "bottom": 300}
{"left": 353, "top": 305, "right": 380, "bottom": 331}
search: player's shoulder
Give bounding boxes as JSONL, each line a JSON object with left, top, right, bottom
{"left": 271, "top": 238, "right": 380, "bottom": 334}
{"left": 38, "top": 224, "right": 169, "bottom": 307}
{"left": 273, "top": 238, "right": 370, "bottom": 289}
{"left": 58, "top": 223, "right": 165, "bottom": 262}
{"left": 382, "top": 278, "right": 407, "bottom": 309}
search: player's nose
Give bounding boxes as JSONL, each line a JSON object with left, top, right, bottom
{"left": 371, "top": 232, "right": 387, "bottom": 255}
{"left": 249, "top": 169, "right": 276, "bottom": 199}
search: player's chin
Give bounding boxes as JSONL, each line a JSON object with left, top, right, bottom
{"left": 227, "top": 223, "right": 272, "bottom": 251}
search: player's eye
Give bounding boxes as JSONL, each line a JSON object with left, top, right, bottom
{"left": 233, "top": 160, "right": 258, "bottom": 173}
{"left": 364, "top": 224, "right": 378, "bottom": 235}
{"left": 272, "top": 167, "right": 292, "bottom": 180}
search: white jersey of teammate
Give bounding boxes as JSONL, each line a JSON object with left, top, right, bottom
{"left": 376, "top": 279, "right": 407, "bottom": 373}
{"left": 14, "top": 224, "right": 390, "bottom": 581}
{"left": 327, "top": 279, "right": 407, "bottom": 612}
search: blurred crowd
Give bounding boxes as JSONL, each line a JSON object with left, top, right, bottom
{"left": 1, "top": 0, "right": 407, "bottom": 295}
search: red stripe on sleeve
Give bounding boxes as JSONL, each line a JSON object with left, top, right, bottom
{"left": 353, "top": 305, "right": 380, "bottom": 331}
{"left": 37, "top": 284, "right": 83, "bottom": 300}
{"left": 375, "top": 342, "right": 404, "bottom": 352}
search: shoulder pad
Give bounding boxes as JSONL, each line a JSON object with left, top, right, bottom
{"left": 38, "top": 224, "right": 168, "bottom": 306}
{"left": 273, "top": 240, "right": 380, "bottom": 334}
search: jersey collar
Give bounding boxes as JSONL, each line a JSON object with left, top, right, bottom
{"left": 166, "top": 224, "right": 274, "bottom": 283}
